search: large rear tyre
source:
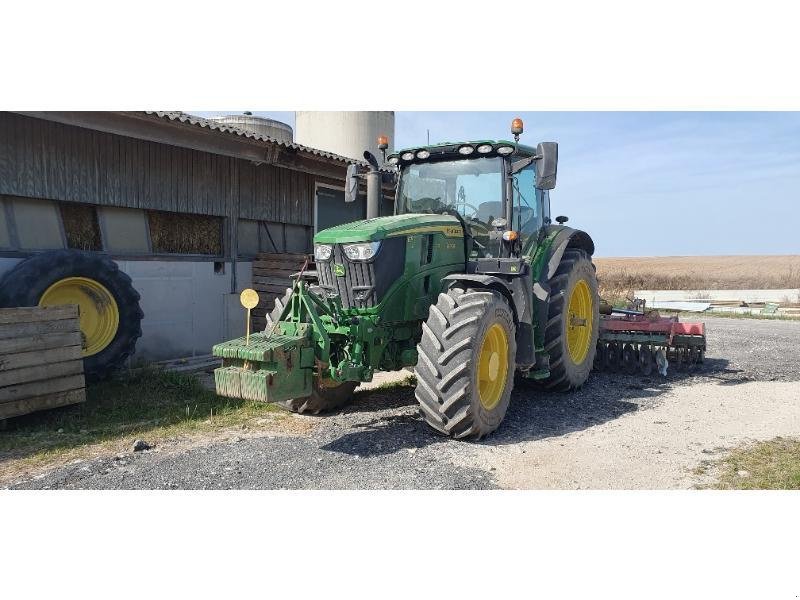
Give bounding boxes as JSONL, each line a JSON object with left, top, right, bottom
{"left": 414, "top": 286, "right": 516, "bottom": 440}
{"left": 541, "top": 248, "right": 599, "bottom": 391}
{"left": 263, "top": 288, "right": 356, "bottom": 414}
{"left": 0, "top": 250, "right": 143, "bottom": 380}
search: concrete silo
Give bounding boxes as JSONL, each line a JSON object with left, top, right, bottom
{"left": 295, "top": 111, "right": 395, "bottom": 161}
{"left": 208, "top": 113, "right": 293, "bottom": 142}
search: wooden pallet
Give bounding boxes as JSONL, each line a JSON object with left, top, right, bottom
{"left": 250, "top": 252, "right": 313, "bottom": 331}
{"left": 0, "top": 305, "right": 86, "bottom": 420}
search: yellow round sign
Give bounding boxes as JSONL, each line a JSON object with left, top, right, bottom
{"left": 240, "top": 288, "right": 259, "bottom": 310}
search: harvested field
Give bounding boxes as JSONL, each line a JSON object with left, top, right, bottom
{"left": 594, "top": 255, "right": 800, "bottom": 300}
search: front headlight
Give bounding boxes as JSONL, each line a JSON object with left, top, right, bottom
{"left": 314, "top": 244, "right": 333, "bottom": 261}
{"left": 342, "top": 241, "right": 381, "bottom": 261}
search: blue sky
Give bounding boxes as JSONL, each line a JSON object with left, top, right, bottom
{"left": 198, "top": 111, "right": 800, "bottom": 257}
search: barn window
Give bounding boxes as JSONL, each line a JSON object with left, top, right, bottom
{"left": 147, "top": 211, "right": 223, "bottom": 256}
{"left": 60, "top": 202, "right": 102, "bottom": 251}
{"left": 100, "top": 207, "right": 151, "bottom": 254}
{"left": 9, "top": 197, "right": 64, "bottom": 251}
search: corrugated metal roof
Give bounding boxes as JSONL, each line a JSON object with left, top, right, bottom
{"left": 144, "top": 111, "right": 358, "bottom": 165}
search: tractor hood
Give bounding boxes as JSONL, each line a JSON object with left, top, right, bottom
{"left": 314, "top": 214, "right": 463, "bottom": 244}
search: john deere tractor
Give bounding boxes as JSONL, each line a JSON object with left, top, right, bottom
{"left": 213, "top": 119, "right": 599, "bottom": 440}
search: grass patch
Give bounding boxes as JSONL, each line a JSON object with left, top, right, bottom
{"left": 710, "top": 437, "right": 800, "bottom": 490}
{"left": 0, "top": 368, "right": 282, "bottom": 473}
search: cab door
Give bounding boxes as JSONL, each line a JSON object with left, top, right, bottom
{"left": 511, "top": 164, "right": 544, "bottom": 253}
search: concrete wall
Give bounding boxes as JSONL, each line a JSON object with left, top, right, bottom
{"left": 116, "top": 259, "right": 253, "bottom": 361}
{"left": 0, "top": 257, "right": 253, "bottom": 362}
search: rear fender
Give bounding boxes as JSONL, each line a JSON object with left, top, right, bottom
{"left": 530, "top": 227, "right": 596, "bottom": 354}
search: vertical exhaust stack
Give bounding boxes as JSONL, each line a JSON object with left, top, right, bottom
{"left": 364, "top": 150, "right": 381, "bottom": 220}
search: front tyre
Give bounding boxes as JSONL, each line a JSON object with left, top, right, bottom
{"left": 414, "top": 286, "right": 516, "bottom": 440}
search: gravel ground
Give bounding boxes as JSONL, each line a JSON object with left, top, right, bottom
{"left": 9, "top": 316, "right": 800, "bottom": 490}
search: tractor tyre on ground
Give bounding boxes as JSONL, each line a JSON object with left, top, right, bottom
{"left": 0, "top": 250, "right": 143, "bottom": 380}
{"left": 280, "top": 377, "right": 358, "bottom": 415}
{"left": 414, "top": 285, "right": 516, "bottom": 440}
{"left": 264, "top": 288, "right": 356, "bottom": 414}
{"left": 541, "top": 248, "right": 600, "bottom": 391}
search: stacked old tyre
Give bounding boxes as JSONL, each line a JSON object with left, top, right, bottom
{"left": 0, "top": 250, "right": 143, "bottom": 380}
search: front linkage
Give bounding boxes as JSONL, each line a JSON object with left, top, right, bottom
{"left": 213, "top": 280, "right": 411, "bottom": 404}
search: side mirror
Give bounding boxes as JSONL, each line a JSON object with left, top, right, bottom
{"left": 344, "top": 163, "right": 359, "bottom": 203}
{"left": 535, "top": 142, "right": 558, "bottom": 190}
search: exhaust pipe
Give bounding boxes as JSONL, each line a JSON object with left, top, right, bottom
{"left": 364, "top": 151, "right": 381, "bottom": 220}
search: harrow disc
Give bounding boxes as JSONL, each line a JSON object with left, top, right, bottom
{"left": 594, "top": 342, "right": 608, "bottom": 371}
{"left": 688, "top": 346, "right": 701, "bottom": 368}
{"left": 607, "top": 342, "right": 621, "bottom": 371}
{"left": 638, "top": 345, "right": 654, "bottom": 375}
{"left": 675, "top": 346, "right": 688, "bottom": 370}
{"left": 622, "top": 343, "right": 637, "bottom": 374}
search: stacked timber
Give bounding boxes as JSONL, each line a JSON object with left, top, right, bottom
{"left": 250, "top": 252, "right": 313, "bottom": 331}
{"left": 0, "top": 305, "right": 86, "bottom": 420}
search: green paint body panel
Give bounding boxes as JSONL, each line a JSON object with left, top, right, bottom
{"left": 314, "top": 213, "right": 463, "bottom": 244}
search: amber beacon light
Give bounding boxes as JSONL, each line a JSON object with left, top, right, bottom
{"left": 511, "top": 117, "right": 524, "bottom": 141}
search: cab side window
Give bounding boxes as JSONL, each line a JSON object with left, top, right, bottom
{"left": 513, "top": 165, "right": 543, "bottom": 248}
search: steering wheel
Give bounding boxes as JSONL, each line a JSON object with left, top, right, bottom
{"left": 411, "top": 196, "right": 444, "bottom": 213}
{"left": 455, "top": 201, "right": 482, "bottom": 220}
{"left": 455, "top": 185, "right": 482, "bottom": 220}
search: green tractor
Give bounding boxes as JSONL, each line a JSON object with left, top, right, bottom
{"left": 213, "top": 119, "right": 599, "bottom": 440}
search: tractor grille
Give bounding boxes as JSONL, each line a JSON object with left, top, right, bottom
{"left": 316, "top": 237, "right": 405, "bottom": 309}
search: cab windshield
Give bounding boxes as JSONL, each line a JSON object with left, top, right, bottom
{"left": 397, "top": 156, "right": 505, "bottom": 224}
{"left": 396, "top": 156, "right": 505, "bottom": 257}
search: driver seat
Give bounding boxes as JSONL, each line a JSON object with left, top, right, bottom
{"left": 476, "top": 201, "right": 502, "bottom": 225}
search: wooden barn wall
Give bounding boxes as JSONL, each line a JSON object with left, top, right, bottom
{"left": 0, "top": 112, "right": 316, "bottom": 226}
{"left": 237, "top": 161, "right": 314, "bottom": 225}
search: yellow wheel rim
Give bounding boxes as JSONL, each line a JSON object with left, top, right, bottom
{"left": 477, "top": 323, "right": 510, "bottom": 411}
{"left": 39, "top": 277, "right": 119, "bottom": 357}
{"left": 566, "top": 279, "right": 593, "bottom": 365}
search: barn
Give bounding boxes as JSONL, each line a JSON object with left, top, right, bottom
{"left": 0, "top": 111, "right": 394, "bottom": 368}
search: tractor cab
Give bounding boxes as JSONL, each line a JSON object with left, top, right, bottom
{"left": 388, "top": 136, "right": 557, "bottom": 260}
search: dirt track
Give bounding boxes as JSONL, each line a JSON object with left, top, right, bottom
{"left": 8, "top": 316, "right": 800, "bottom": 490}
